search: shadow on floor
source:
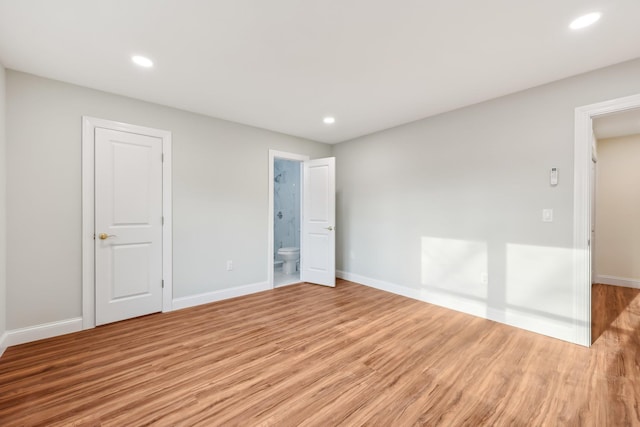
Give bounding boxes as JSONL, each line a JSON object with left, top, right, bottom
{"left": 592, "top": 283, "right": 640, "bottom": 344}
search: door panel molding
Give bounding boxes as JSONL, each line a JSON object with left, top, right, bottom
{"left": 82, "top": 116, "right": 172, "bottom": 330}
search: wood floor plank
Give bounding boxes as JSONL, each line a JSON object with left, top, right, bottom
{"left": 0, "top": 280, "right": 638, "bottom": 426}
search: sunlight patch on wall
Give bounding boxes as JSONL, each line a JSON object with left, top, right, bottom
{"left": 505, "top": 243, "right": 573, "bottom": 319}
{"left": 421, "top": 236, "right": 488, "bottom": 300}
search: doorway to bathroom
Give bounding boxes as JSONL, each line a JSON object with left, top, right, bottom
{"left": 269, "top": 151, "right": 309, "bottom": 287}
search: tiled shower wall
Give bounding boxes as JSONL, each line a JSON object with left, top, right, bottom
{"left": 274, "top": 159, "right": 301, "bottom": 258}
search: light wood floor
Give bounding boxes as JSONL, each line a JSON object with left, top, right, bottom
{"left": 0, "top": 280, "right": 638, "bottom": 426}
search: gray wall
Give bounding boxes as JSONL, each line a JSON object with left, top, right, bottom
{"left": 6, "top": 58, "right": 640, "bottom": 341}
{"left": 0, "top": 64, "right": 6, "bottom": 340}
{"left": 6, "top": 71, "right": 331, "bottom": 330}
{"left": 333, "top": 58, "right": 640, "bottom": 341}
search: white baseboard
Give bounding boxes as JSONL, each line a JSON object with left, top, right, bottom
{"left": 337, "top": 269, "right": 492, "bottom": 318}
{"left": 596, "top": 275, "right": 640, "bottom": 289}
{"left": 338, "top": 270, "right": 419, "bottom": 299}
{"left": 337, "top": 270, "right": 576, "bottom": 344}
{"left": 0, "top": 332, "right": 8, "bottom": 357}
{"left": 0, "top": 281, "right": 273, "bottom": 359}
{"left": 172, "top": 281, "right": 271, "bottom": 311}
{"left": 4, "top": 317, "right": 83, "bottom": 348}
{"left": 484, "top": 306, "right": 574, "bottom": 343}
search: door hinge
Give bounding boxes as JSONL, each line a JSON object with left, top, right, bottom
{"left": 162, "top": 279, "right": 164, "bottom": 289}
{"left": 161, "top": 153, "right": 164, "bottom": 162}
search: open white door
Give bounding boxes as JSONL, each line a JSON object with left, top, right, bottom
{"left": 590, "top": 132, "right": 598, "bottom": 284}
{"left": 95, "top": 128, "right": 163, "bottom": 325}
{"left": 301, "top": 157, "right": 336, "bottom": 287}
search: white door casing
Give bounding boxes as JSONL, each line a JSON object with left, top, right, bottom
{"left": 268, "top": 150, "right": 309, "bottom": 288}
{"left": 301, "top": 157, "right": 336, "bottom": 287}
{"left": 590, "top": 132, "right": 597, "bottom": 285}
{"left": 574, "top": 93, "right": 640, "bottom": 347}
{"left": 94, "top": 128, "right": 163, "bottom": 325}
{"left": 82, "top": 117, "right": 173, "bottom": 329}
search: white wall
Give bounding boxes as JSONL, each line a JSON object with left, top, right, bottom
{"left": 6, "top": 71, "right": 331, "bottom": 330}
{"left": 333, "top": 58, "right": 640, "bottom": 343}
{"left": 0, "top": 63, "right": 6, "bottom": 349}
{"left": 595, "top": 134, "right": 640, "bottom": 287}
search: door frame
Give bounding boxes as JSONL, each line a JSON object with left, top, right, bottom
{"left": 268, "top": 150, "right": 309, "bottom": 288}
{"left": 573, "top": 92, "right": 640, "bottom": 346}
{"left": 82, "top": 116, "right": 173, "bottom": 329}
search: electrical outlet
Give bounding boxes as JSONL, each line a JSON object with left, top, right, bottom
{"left": 480, "top": 272, "right": 488, "bottom": 285}
{"left": 226, "top": 260, "right": 233, "bottom": 271}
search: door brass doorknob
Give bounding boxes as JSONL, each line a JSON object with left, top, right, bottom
{"left": 98, "top": 233, "right": 117, "bottom": 240}
{"left": 325, "top": 226, "right": 334, "bottom": 231}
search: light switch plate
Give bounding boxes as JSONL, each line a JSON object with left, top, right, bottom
{"left": 542, "top": 209, "right": 553, "bottom": 222}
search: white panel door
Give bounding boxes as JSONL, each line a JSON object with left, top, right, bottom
{"left": 301, "top": 157, "right": 336, "bottom": 287}
{"left": 95, "top": 128, "right": 163, "bottom": 325}
{"left": 591, "top": 132, "right": 598, "bottom": 284}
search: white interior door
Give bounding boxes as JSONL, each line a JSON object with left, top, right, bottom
{"left": 95, "top": 128, "right": 163, "bottom": 325}
{"left": 301, "top": 157, "right": 336, "bottom": 287}
{"left": 591, "top": 132, "right": 598, "bottom": 284}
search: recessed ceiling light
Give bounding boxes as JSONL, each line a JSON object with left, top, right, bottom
{"left": 131, "top": 55, "right": 154, "bottom": 68}
{"left": 569, "top": 12, "right": 601, "bottom": 30}
{"left": 323, "top": 116, "right": 335, "bottom": 125}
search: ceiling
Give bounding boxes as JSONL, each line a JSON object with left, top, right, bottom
{"left": 1, "top": 1, "right": 640, "bottom": 144}
{"left": 594, "top": 108, "right": 640, "bottom": 139}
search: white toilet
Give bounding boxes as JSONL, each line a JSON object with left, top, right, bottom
{"left": 278, "top": 247, "right": 300, "bottom": 275}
